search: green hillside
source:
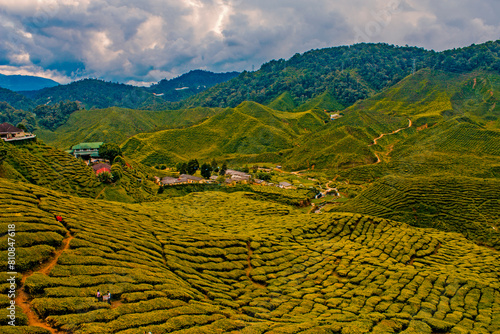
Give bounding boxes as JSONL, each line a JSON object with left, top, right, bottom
{"left": 148, "top": 70, "right": 240, "bottom": 102}
{"left": 36, "top": 107, "right": 223, "bottom": 150}
{"left": 178, "top": 40, "right": 500, "bottom": 110}
{"left": 21, "top": 79, "right": 154, "bottom": 110}
{"left": 0, "top": 88, "right": 36, "bottom": 110}
{"left": 122, "top": 101, "right": 328, "bottom": 165}
{"left": 0, "top": 140, "right": 161, "bottom": 203}
{"left": 2, "top": 178, "right": 500, "bottom": 333}
{"left": 327, "top": 175, "right": 500, "bottom": 249}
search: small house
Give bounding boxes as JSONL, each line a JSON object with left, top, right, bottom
{"left": 70, "top": 142, "right": 104, "bottom": 159}
{"left": 0, "top": 123, "right": 36, "bottom": 142}
{"left": 279, "top": 181, "right": 294, "bottom": 189}
{"left": 179, "top": 174, "right": 204, "bottom": 184}
{"left": 161, "top": 176, "right": 181, "bottom": 185}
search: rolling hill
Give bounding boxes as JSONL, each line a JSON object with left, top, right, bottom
{"left": 121, "top": 101, "right": 328, "bottom": 165}
{"left": 0, "top": 88, "right": 36, "bottom": 111}
{"left": 35, "top": 106, "right": 225, "bottom": 150}
{"left": 2, "top": 40, "right": 500, "bottom": 334}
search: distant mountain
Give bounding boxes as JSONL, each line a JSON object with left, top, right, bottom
{"left": 148, "top": 70, "right": 239, "bottom": 102}
{"left": 0, "top": 73, "right": 59, "bottom": 91}
{"left": 0, "top": 87, "right": 36, "bottom": 110}
{"left": 21, "top": 78, "right": 154, "bottom": 110}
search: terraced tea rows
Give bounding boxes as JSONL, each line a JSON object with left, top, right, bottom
{"left": 0, "top": 142, "right": 101, "bottom": 198}
{"left": 1, "top": 178, "right": 500, "bottom": 333}
{"left": 329, "top": 175, "right": 500, "bottom": 249}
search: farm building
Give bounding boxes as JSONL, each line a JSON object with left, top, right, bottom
{"left": 69, "top": 142, "right": 104, "bottom": 159}
{"left": 0, "top": 122, "right": 36, "bottom": 142}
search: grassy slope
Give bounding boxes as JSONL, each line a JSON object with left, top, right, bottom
{"left": 320, "top": 70, "right": 500, "bottom": 248}
{"left": 1, "top": 178, "right": 500, "bottom": 333}
{"left": 122, "top": 101, "right": 328, "bottom": 165}
{"left": 0, "top": 140, "right": 160, "bottom": 203}
{"left": 36, "top": 107, "right": 223, "bottom": 150}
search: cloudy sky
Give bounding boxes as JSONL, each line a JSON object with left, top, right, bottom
{"left": 0, "top": 0, "right": 499, "bottom": 85}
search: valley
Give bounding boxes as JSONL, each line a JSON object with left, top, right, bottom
{"left": 1, "top": 41, "right": 500, "bottom": 333}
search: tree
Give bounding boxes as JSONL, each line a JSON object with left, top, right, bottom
{"left": 211, "top": 158, "right": 218, "bottom": 173}
{"left": 186, "top": 159, "right": 199, "bottom": 175}
{"left": 256, "top": 172, "right": 271, "bottom": 181}
{"left": 220, "top": 162, "right": 227, "bottom": 176}
{"left": 176, "top": 162, "right": 187, "bottom": 174}
{"left": 99, "top": 143, "right": 122, "bottom": 162}
{"left": 200, "top": 163, "right": 212, "bottom": 179}
{"left": 16, "top": 123, "right": 28, "bottom": 132}
{"left": 97, "top": 171, "right": 113, "bottom": 183}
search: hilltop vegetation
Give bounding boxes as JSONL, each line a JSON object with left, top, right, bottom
{"left": 178, "top": 40, "right": 500, "bottom": 109}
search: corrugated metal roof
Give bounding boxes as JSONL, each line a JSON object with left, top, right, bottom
{"left": 71, "top": 142, "right": 104, "bottom": 150}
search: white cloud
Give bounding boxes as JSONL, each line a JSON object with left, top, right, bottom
{"left": 0, "top": 0, "right": 499, "bottom": 84}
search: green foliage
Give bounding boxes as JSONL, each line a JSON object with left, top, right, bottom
{"left": 122, "top": 101, "right": 326, "bottom": 164}
{"left": 24, "top": 78, "right": 153, "bottom": 110}
{"left": 178, "top": 41, "right": 500, "bottom": 110}
{"left": 98, "top": 143, "right": 122, "bottom": 162}
{"left": 33, "top": 101, "right": 80, "bottom": 130}
{"left": 200, "top": 162, "right": 212, "bottom": 179}
{"left": 148, "top": 70, "right": 239, "bottom": 102}
{"left": 0, "top": 102, "right": 37, "bottom": 131}
{"left": 3, "top": 177, "right": 500, "bottom": 333}
{"left": 186, "top": 159, "right": 199, "bottom": 175}
{"left": 36, "top": 106, "right": 224, "bottom": 150}
{"left": 97, "top": 171, "right": 113, "bottom": 184}
{"left": 0, "top": 87, "right": 35, "bottom": 110}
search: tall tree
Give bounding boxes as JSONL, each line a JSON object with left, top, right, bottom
{"left": 200, "top": 163, "right": 212, "bottom": 179}
{"left": 220, "top": 162, "right": 227, "bottom": 176}
{"left": 186, "top": 159, "right": 199, "bottom": 175}
{"left": 210, "top": 158, "right": 218, "bottom": 173}
{"left": 176, "top": 162, "right": 187, "bottom": 174}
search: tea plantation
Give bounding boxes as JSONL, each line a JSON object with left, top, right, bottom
{"left": 1, "top": 178, "right": 500, "bottom": 333}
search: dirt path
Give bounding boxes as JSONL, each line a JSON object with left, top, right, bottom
{"left": 95, "top": 186, "right": 107, "bottom": 200}
{"left": 15, "top": 232, "right": 74, "bottom": 333}
{"left": 371, "top": 119, "right": 412, "bottom": 146}
{"left": 370, "top": 119, "right": 412, "bottom": 164}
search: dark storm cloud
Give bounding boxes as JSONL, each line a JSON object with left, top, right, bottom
{"left": 0, "top": 0, "right": 498, "bottom": 84}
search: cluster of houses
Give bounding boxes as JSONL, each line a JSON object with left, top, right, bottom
{"left": 0, "top": 123, "right": 36, "bottom": 143}
{"left": 157, "top": 168, "right": 295, "bottom": 189}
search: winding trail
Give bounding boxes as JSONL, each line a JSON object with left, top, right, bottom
{"left": 370, "top": 119, "right": 412, "bottom": 164}
{"left": 15, "top": 231, "right": 74, "bottom": 333}
{"left": 371, "top": 119, "right": 412, "bottom": 146}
